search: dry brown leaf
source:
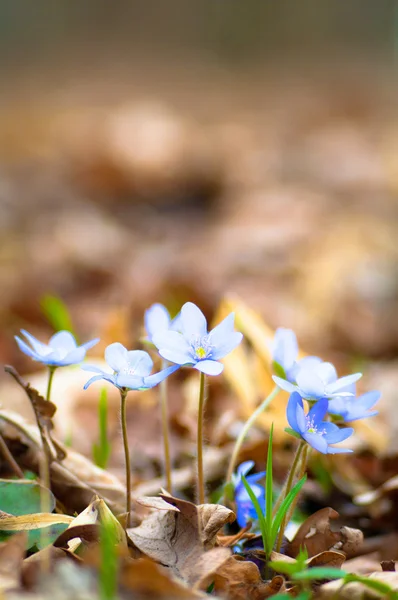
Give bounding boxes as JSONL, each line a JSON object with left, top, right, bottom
{"left": 213, "top": 555, "right": 286, "bottom": 600}
{"left": 318, "top": 571, "right": 398, "bottom": 599}
{"left": 286, "top": 507, "right": 363, "bottom": 559}
{"left": 127, "top": 494, "right": 233, "bottom": 586}
{"left": 0, "top": 532, "right": 26, "bottom": 592}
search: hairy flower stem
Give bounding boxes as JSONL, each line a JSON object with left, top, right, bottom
{"left": 197, "top": 372, "right": 206, "bottom": 505}
{"left": 160, "top": 360, "right": 172, "bottom": 493}
{"left": 225, "top": 386, "right": 280, "bottom": 492}
{"left": 275, "top": 441, "right": 307, "bottom": 552}
{"left": 46, "top": 367, "right": 56, "bottom": 403}
{"left": 120, "top": 389, "right": 132, "bottom": 528}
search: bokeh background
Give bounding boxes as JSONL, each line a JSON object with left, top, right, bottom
{"left": 1, "top": 1, "right": 398, "bottom": 481}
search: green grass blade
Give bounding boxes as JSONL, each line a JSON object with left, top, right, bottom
{"left": 93, "top": 388, "right": 112, "bottom": 469}
{"left": 271, "top": 475, "right": 306, "bottom": 545}
{"left": 241, "top": 475, "right": 268, "bottom": 554}
{"left": 293, "top": 567, "right": 347, "bottom": 581}
{"left": 265, "top": 424, "right": 274, "bottom": 545}
{"left": 40, "top": 294, "right": 75, "bottom": 336}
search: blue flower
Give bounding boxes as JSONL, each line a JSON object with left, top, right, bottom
{"left": 152, "top": 302, "right": 243, "bottom": 376}
{"left": 271, "top": 328, "right": 299, "bottom": 381}
{"left": 144, "top": 303, "right": 182, "bottom": 343}
{"left": 273, "top": 358, "right": 362, "bottom": 400}
{"left": 82, "top": 342, "right": 179, "bottom": 390}
{"left": 15, "top": 330, "right": 99, "bottom": 367}
{"left": 233, "top": 461, "right": 266, "bottom": 528}
{"left": 287, "top": 392, "right": 354, "bottom": 454}
{"left": 328, "top": 390, "right": 380, "bottom": 422}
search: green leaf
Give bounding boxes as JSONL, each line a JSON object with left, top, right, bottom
{"left": 93, "top": 387, "right": 112, "bottom": 470}
{"left": 343, "top": 573, "right": 397, "bottom": 596}
{"left": 223, "top": 481, "right": 235, "bottom": 503}
{"left": 241, "top": 475, "right": 268, "bottom": 554}
{"left": 293, "top": 567, "right": 347, "bottom": 581}
{"left": 40, "top": 294, "right": 75, "bottom": 336}
{"left": 271, "top": 475, "right": 306, "bottom": 546}
{"left": 268, "top": 560, "right": 300, "bottom": 577}
{"left": 0, "top": 479, "right": 55, "bottom": 516}
{"left": 99, "top": 515, "right": 119, "bottom": 600}
{"left": 265, "top": 424, "right": 274, "bottom": 554}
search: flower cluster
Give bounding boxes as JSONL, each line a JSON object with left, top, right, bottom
{"left": 271, "top": 328, "right": 380, "bottom": 454}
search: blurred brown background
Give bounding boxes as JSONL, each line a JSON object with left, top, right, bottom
{"left": 1, "top": 0, "right": 398, "bottom": 373}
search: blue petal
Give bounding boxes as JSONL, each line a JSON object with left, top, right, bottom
{"left": 272, "top": 376, "right": 297, "bottom": 393}
{"left": 125, "top": 350, "right": 153, "bottom": 377}
{"left": 324, "top": 425, "right": 354, "bottom": 444}
{"left": 169, "top": 312, "right": 182, "bottom": 333}
{"left": 303, "top": 432, "right": 328, "bottom": 454}
{"left": 145, "top": 304, "right": 171, "bottom": 341}
{"left": 295, "top": 402, "right": 307, "bottom": 433}
{"left": 15, "top": 336, "right": 40, "bottom": 361}
{"left": 194, "top": 360, "right": 224, "bottom": 376}
{"left": 327, "top": 396, "right": 347, "bottom": 416}
{"left": 208, "top": 314, "right": 235, "bottom": 347}
{"left": 236, "top": 461, "right": 255, "bottom": 481}
{"left": 20, "top": 330, "right": 51, "bottom": 356}
{"left": 211, "top": 332, "right": 243, "bottom": 360}
{"left": 105, "top": 343, "right": 128, "bottom": 372}
{"left": 315, "top": 362, "right": 337, "bottom": 385}
{"left": 327, "top": 447, "right": 353, "bottom": 454}
{"left": 326, "top": 373, "right": 362, "bottom": 394}
{"left": 357, "top": 391, "right": 380, "bottom": 410}
{"left": 142, "top": 364, "right": 180, "bottom": 388}
{"left": 180, "top": 302, "right": 207, "bottom": 338}
{"left": 286, "top": 392, "right": 302, "bottom": 432}
{"left": 307, "top": 398, "right": 328, "bottom": 426}
{"left": 272, "top": 328, "right": 298, "bottom": 371}
{"left": 81, "top": 364, "right": 106, "bottom": 374}
{"left": 152, "top": 330, "right": 191, "bottom": 355}
{"left": 246, "top": 471, "right": 266, "bottom": 485}
{"left": 296, "top": 370, "right": 325, "bottom": 399}
{"left": 49, "top": 331, "right": 77, "bottom": 352}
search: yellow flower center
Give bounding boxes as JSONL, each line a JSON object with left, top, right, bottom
{"left": 195, "top": 346, "right": 207, "bottom": 359}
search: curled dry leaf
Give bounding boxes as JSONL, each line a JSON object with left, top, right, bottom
{"left": 285, "top": 507, "right": 363, "bottom": 559}
{"left": 213, "top": 555, "right": 286, "bottom": 600}
{"left": 128, "top": 494, "right": 234, "bottom": 587}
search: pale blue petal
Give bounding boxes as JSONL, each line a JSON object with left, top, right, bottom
{"left": 105, "top": 343, "right": 128, "bottom": 372}
{"left": 326, "top": 373, "right": 362, "bottom": 394}
{"left": 272, "top": 328, "right": 298, "bottom": 370}
{"left": 272, "top": 376, "right": 297, "bottom": 393}
{"left": 158, "top": 348, "right": 193, "bottom": 365}
{"left": 180, "top": 302, "right": 207, "bottom": 338}
{"left": 303, "top": 432, "right": 328, "bottom": 454}
{"left": 296, "top": 356, "right": 323, "bottom": 370}
{"left": 20, "top": 330, "right": 51, "bottom": 356}
{"left": 296, "top": 370, "right": 325, "bottom": 399}
{"left": 357, "top": 391, "right": 380, "bottom": 410}
{"left": 324, "top": 426, "right": 354, "bottom": 444}
{"left": 246, "top": 471, "right": 266, "bottom": 485}
{"left": 194, "top": 360, "right": 224, "bottom": 376}
{"left": 83, "top": 373, "right": 117, "bottom": 389}
{"left": 211, "top": 332, "right": 243, "bottom": 360}
{"left": 344, "top": 409, "right": 378, "bottom": 422}
{"left": 236, "top": 461, "right": 255, "bottom": 480}
{"left": 81, "top": 338, "right": 100, "bottom": 351}
{"left": 81, "top": 364, "right": 107, "bottom": 374}
{"left": 143, "top": 364, "right": 180, "bottom": 388}
{"left": 286, "top": 392, "right": 302, "bottom": 432}
{"left": 169, "top": 312, "right": 182, "bottom": 333}
{"left": 295, "top": 402, "right": 307, "bottom": 433}
{"left": 208, "top": 313, "right": 235, "bottom": 347}
{"left": 327, "top": 396, "right": 347, "bottom": 415}
{"left": 15, "top": 336, "right": 40, "bottom": 361}
{"left": 57, "top": 347, "right": 86, "bottom": 366}
{"left": 116, "top": 374, "right": 145, "bottom": 389}
{"left": 145, "top": 304, "right": 171, "bottom": 341}
{"left": 152, "top": 330, "right": 191, "bottom": 354}
{"left": 315, "top": 362, "right": 337, "bottom": 385}
{"left": 124, "top": 350, "right": 153, "bottom": 377}
{"left": 308, "top": 398, "right": 328, "bottom": 425}
{"left": 49, "top": 331, "right": 77, "bottom": 352}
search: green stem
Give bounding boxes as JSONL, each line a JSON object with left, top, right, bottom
{"left": 275, "top": 440, "right": 306, "bottom": 552}
{"left": 225, "top": 386, "right": 280, "bottom": 490}
{"left": 120, "top": 389, "right": 131, "bottom": 528}
{"left": 46, "top": 367, "right": 56, "bottom": 403}
{"left": 160, "top": 360, "right": 172, "bottom": 493}
{"left": 280, "top": 445, "right": 310, "bottom": 536}
{"left": 197, "top": 372, "right": 206, "bottom": 505}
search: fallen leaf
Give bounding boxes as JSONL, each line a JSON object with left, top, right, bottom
{"left": 127, "top": 494, "right": 233, "bottom": 586}
{"left": 285, "top": 507, "right": 363, "bottom": 559}
{"left": 213, "top": 555, "right": 286, "bottom": 600}
{"left": 0, "top": 511, "right": 72, "bottom": 550}
{"left": 0, "top": 532, "right": 26, "bottom": 592}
